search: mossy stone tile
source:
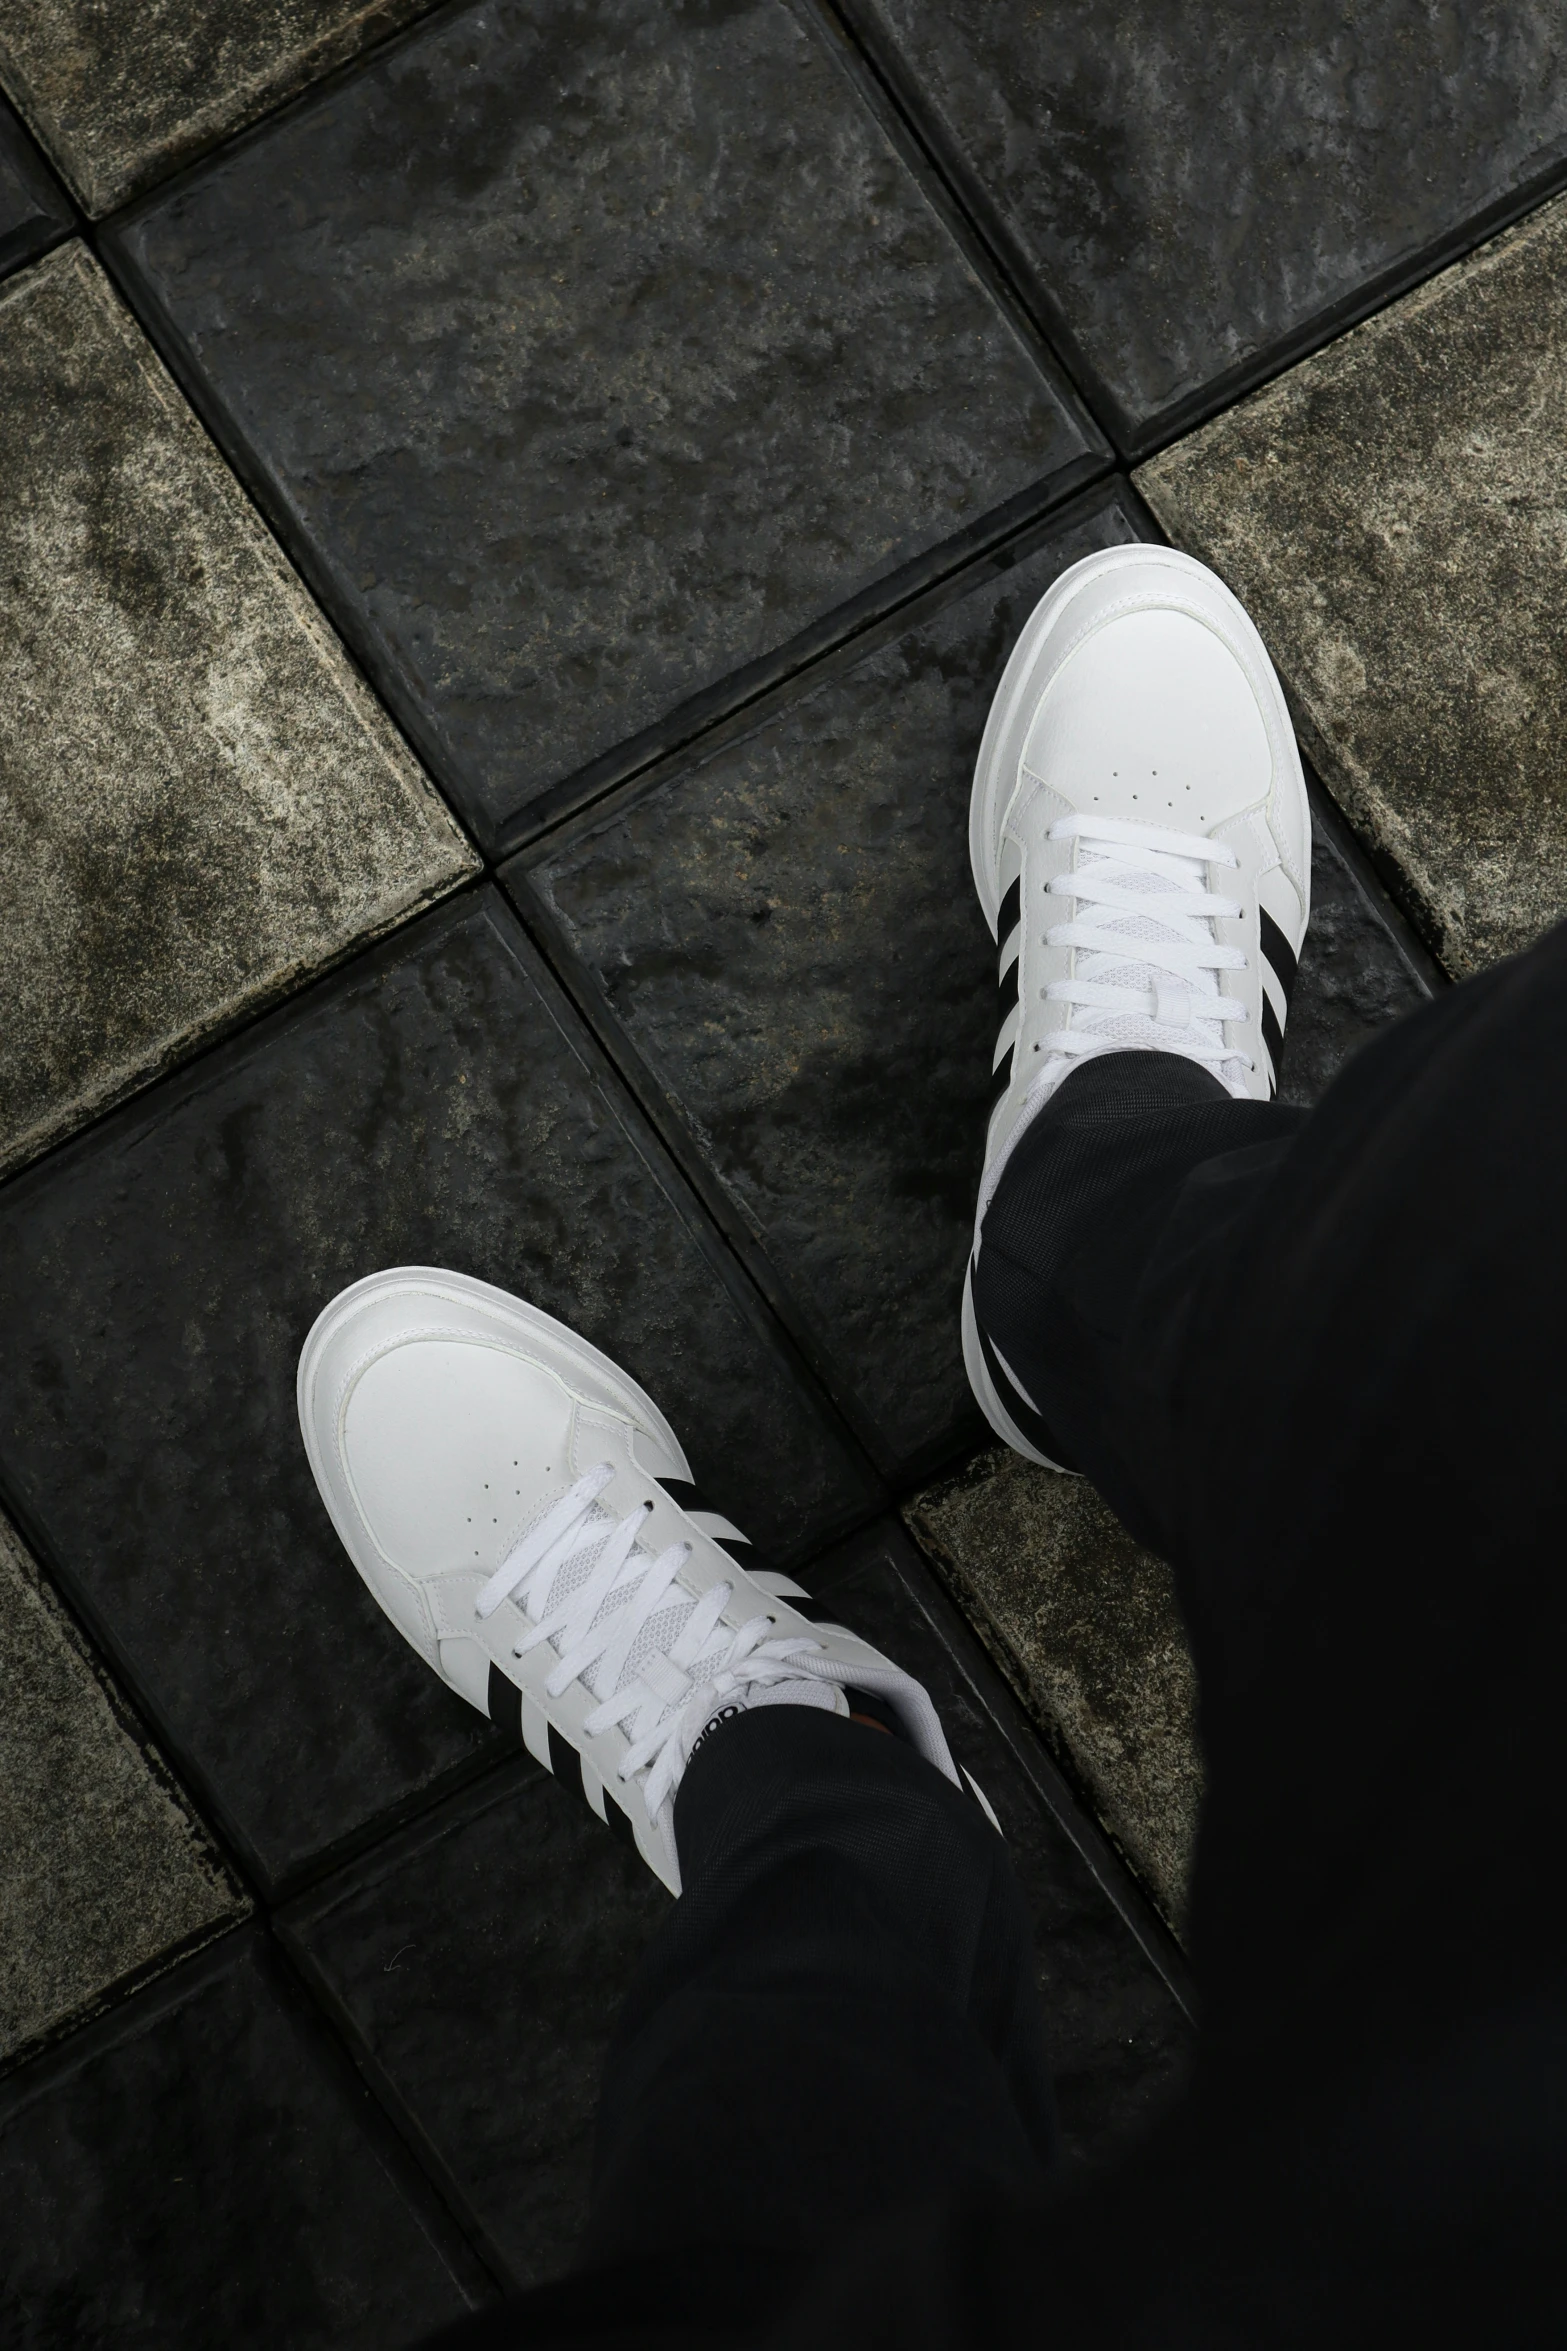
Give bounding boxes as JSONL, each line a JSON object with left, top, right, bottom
{"left": 515, "top": 494, "right": 1435, "bottom": 1477}
{"left": 906, "top": 1451, "right": 1199, "bottom": 1930}
{"left": 110, "top": 0, "right": 1098, "bottom": 854}
{"left": 0, "top": 890, "right": 875, "bottom": 1895}
{"left": 1137, "top": 194, "right": 1567, "bottom": 979}
{"left": 840, "top": 0, "right": 1567, "bottom": 447}
{"left": 0, "top": 89, "right": 72, "bottom": 279}
{"left": 0, "top": 1933, "right": 477, "bottom": 2348}
{"left": 0, "top": 244, "right": 476, "bottom": 1180}
{"left": 0, "top": 0, "right": 437, "bottom": 215}
{"left": 0, "top": 1512, "right": 244, "bottom": 2073}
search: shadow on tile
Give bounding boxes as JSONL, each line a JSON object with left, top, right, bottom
{"left": 0, "top": 1928, "right": 485, "bottom": 2349}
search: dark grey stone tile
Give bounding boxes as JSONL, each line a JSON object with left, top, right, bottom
{"left": 108, "top": 0, "right": 1100, "bottom": 855}
{"left": 0, "top": 0, "right": 438, "bottom": 214}
{"left": 0, "top": 241, "right": 476, "bottom": 1181}
{"left": 1138, "top": 193, "right": 1567, "bottom": 978}
{"left": 1282, "top": 784, "right": 1438, "bottom": 1109}
{"left": 515, "top": 494, "right": 1144, "bottom": 1476}
{"left": 807, "top": 1518, "right": 1192, "bottom": 2169}
{"left": 0, "top": 889, "right": 876, "bottom": 1896}
{"left": 839, "top": 0, "right": 1567, "bottom": 447}
{"left": 515, "top": 492, "right": 1433, "bottom": 1478}
{"left": 0, "top": 1510, "right": 245, "bottom": 2072}
{"left": 0, "top": 88, "right": 71, "bottom": 278}
{"left": 0, "top": 1931, "right": 481, "bottom": 2349}
{"left": 282, "top": 1760, "right": 668, "bottom": 2289}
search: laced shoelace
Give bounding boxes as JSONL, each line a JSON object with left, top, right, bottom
{"left": 473, "top": 1464, "right": 822, "bottom": 1817}
{"left": 1036, "top": 812, "right": 1253, "bottom": 1081}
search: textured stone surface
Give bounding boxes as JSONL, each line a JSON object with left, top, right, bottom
{"left": 1137, "top": 195, "right": 1567, "bottom": 979}
{"left": 0, "top": 890, "right": 875, "bottom": 1894}
{"left": 0, "top": 1512, "right": 244, "bottom": 2071}
{"left": 0, "top": 1934, "right": 478, "bottom": 2348}
{"left": 0, "top": 0, "right": 437, "bottom": 214}
{"left": 282, "top": 1761, "right": 669, "bottom": 2289}
{"left": 285, "top": 1521, "right": 1187, "bottom": 2284}
{"left": 518, "top": 493, "right": 1438, "bottom": 1476}
{"left": 1282, "top": 785, "right": 1438, "bottom": 1106}
{"left": 0, "top": 89, "right": 71, "bottom": 279}
{"left": 842, "top": 0, "right": 1567, "bottom": 445}
{"left": 906, "top": 1452, "right": 1200, "bottom": 1928}
{"left": 0, "top": 244, "right": 475, "bottom": 1179}
{"left": 111, "top": 0, "right": 1098, "bottom": 853}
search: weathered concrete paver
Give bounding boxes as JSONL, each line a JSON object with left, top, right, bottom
{"left": 0, "top": 0, "right": 435, "bottom": 213}
{"left": 1138, "top": 194, "right": 1567, "bottom": 979}
{"left": 0, "top": 1512, "right": 245, "bottom": 2071}
{"left": 0, "top": 242, "right": 476, "bottom": 1178}
{"left": 906, "top": 1450, "right": 1200, "bottom": 1931}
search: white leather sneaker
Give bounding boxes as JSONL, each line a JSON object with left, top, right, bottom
{"left": 299, "top": 1268, "right": 978, "bottom": 1892}
{"left": 964, "top": 543, "right": 1311, "bottom": 1465}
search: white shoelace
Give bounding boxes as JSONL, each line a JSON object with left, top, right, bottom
{"left": 473, "top": 1465, "right": 822, "bottom": 1817}
{"left": 1036, "top": 813, "right": 1253, "bottom": 1082}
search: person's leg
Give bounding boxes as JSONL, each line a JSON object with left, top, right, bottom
{"left": 976, "top": 914, "right": 1567, "bottom": 2105}
{"left": 295, "top": 1272, "right": 1056, "bottom": 2344}
{"left": 581, "top": 1702, "right": 1054, "bottom": 2268}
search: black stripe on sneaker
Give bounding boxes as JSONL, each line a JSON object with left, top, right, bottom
{"left": 712, "top": 1535, "right": 755, "bottom": 1566}
{"left": 1259, "top": 909, "right": 1299, "bottom": 1009}
{"left": 547, "top": 1723, "right": 584, "bottom": 1799}
{"left": 487, "top": 1662, "right": 525, "bottom": 1747}
{"left": 996, "top": 957, "right": 1019, "bottom": 1022}
{"left": 971, "top": 1265, "right": 1080, "bottom": 1472}
{"left": 997, "top": 876, "right": 1021, "bottom": 953}
{"left": 1260, "top": 990, "right": 1286, "bottom": 1090}
{"left": 656, "top": 1475, "right": 719, "bottom": 1515}
{"left": 603, "top": 1790, "right": 638, "bottom": 1851}
{"left": 989, "top": 1045, "right": 1014, "bottom": 1114}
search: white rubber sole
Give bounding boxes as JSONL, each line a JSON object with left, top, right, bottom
{"left": 968, "top": 541, "right": 1302, "bottom": 932}
{"left": 296, "top": 1264, "right": 694, "bottom": 1573}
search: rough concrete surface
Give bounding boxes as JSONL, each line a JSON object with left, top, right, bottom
{"left": 844, "top": 0, "right": 1567, "bottom": 442}
{"left": 0, "top": 0, "right": 436, "bottom": 214}
{"left": 1138, "top": 193, "right": 1567, "bottom": 979}
{"left": 0, "top": 242, "right": 476, "bottom": 1178}
{"left": 0, "top": 1512, "right": 244, "bottom": 2070}
{"left": 111, "top": 0, "right": 1093, "bottom": 850}
{"left": 906, "top": 1450, "right": 1200, "bottom": 1929}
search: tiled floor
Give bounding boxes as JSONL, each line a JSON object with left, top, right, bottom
{"left": 0, "top": 2, "right": 1557, "bottom": 2341}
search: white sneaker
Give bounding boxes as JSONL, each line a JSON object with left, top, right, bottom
{"left": 298, "top": 1268, "right": 979, "bottom": 1893}
{"left": 963, "top": 544, "right": 1311, "bottom": 1466}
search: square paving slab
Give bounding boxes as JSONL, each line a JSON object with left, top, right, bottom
{"left": 0, "top": 1932, "right": 481, "bottom": 2349}
{"left": 838, "top": 0, "right": 1567, "bottom": 449}
{"left": 515, "top": 492, "right": 1438, "bottom": 1479}
{"left": 109, "top": 0, "right": 1099, "bottom": 854}
{"left": 0, "top": 90, "right": 72, "bottom": 279}
{"left": 0, "top": 242, "right": 475, "bottom": 1180}
{"left": 0, "top": 890, "right": 875, "bottom": 1896}
{"left": 907, "top": 1454, "right": 1200, "bottom": 1929}
{"left": 1137, "top": 193, "right": 1567, "bottom": 980}
{"left": 283, "top": 1518, "right": 1188, "bottom": 2287}
{"left": 0, "top": 0, "right": 438, "bottom": 215}
{"left": 0, "top": 1512, "right": 244, "bottom": 2073}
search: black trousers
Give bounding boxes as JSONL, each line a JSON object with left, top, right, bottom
{"left": 427, "top": 921, "right": 1567, "bottom": 2349}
